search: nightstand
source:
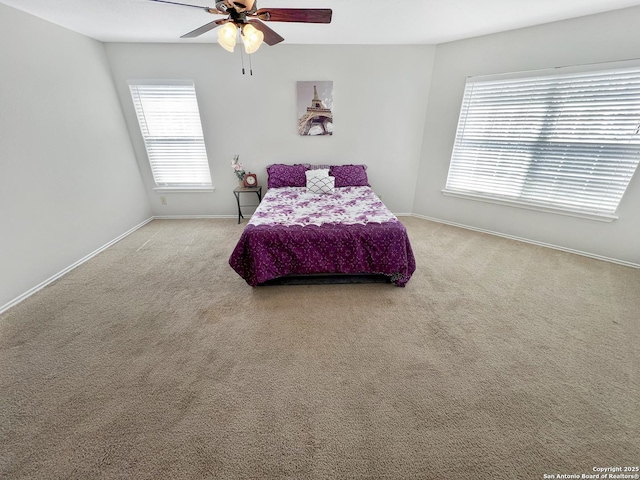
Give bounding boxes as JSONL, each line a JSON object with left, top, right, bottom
{"left": 233, "top": 186, "right": 262, "bottom": 224}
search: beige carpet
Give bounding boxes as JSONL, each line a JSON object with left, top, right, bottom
{"left": 1, "top": 217, "right": 638, "bottom": 479}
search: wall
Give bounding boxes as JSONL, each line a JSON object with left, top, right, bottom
{"left": 415, "top": 6, "right": 640, "bottom": 266}
{"left": 105, "top": 43, "right": 435, "bottom": 216}
{"left": 0, "top": 4, "right": 152, "bottom": 310}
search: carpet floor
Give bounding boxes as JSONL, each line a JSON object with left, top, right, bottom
{"left": 1, "top": 217, "right": 638, "bottom": 479}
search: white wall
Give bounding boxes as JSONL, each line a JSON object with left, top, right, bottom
{"left": 105, "top": 43, "right": 435, "bottom": 216}
{"left": 0, "top": 4, "right": 152, "bottom": 309}
{"left": 415, "top": 6, "right": 640, "bottom": 266}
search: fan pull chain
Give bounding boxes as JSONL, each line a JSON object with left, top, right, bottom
{"left": 238, "top": 48, "right": 254, "bottom": 76}
{"left": 239, "top": 47, "right": 246, "bottom": 75}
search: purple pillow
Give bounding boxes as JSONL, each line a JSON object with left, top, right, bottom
{"left": 267, "top": 164, "right": 307, "bottom": 188}
{"left": 329, "top": 164, "right": 369, "bottom": 187}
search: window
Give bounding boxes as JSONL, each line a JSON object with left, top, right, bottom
{"left": 444, "top": 63, "right": 640, "bottom": 220}
{"left": 129, "top": 81, "right": 212, "bottom": 189}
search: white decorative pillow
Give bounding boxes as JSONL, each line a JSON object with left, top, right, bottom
{"left": 305, "top": 168, "right": 330, "bottom": 181}
{"left": 307, "top": 174, "right": 335, "bottom": 194}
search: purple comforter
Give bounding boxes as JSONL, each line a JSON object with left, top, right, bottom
{"left": 229, "top": 187, "right": 416, "bottom": 286}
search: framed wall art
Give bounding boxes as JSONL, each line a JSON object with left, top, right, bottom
{"left": 297, "top": 81, "right": 333, "bottom": 136}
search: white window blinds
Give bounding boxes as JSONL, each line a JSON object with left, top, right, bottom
{"left": 129, "top": 82, "right": 212, "bottom": 187}
{"left": 445, "top": 65, "right": 640, "bottom": 217}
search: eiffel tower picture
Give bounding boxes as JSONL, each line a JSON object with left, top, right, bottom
{"left": 297, "top": 81, "right": 333, "bottom": 136}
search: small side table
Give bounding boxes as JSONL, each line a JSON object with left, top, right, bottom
{"left": 233, "top": 186, "right": 262, "bottom": 224}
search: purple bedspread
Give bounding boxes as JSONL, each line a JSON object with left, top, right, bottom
{"left": 229, "top": 186, "right": 416, "bottom": 286}
{"left": 229, "top": 220, "right": 415, "bottom": 287}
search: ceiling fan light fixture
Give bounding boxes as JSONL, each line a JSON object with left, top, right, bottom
{"left": 217, "top": 22, "right": 238, "bottom": 52}
{"left": 241, "top": 23, "right": 264, "bottom": 54}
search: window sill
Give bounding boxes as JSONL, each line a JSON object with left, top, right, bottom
{"left": 441, "top": 189, "right": 618, "bottom": 223}
{"left": 153, "top": 186, "right": 215, "bottom": 193}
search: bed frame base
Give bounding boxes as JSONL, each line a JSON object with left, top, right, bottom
{"left": 258, "top": 273, "right": 392, "bottom": 286}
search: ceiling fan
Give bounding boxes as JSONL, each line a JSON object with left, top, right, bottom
{"left": 150, "top": 0, "right": 332, "bottom": 54}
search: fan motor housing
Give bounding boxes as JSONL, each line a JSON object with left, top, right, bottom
{"left": 216, "top": 0, "right": 256, "bottom": 13}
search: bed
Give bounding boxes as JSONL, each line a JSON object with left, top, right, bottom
{"left": 228, "top": 164, "right": 416, "bottom": 287}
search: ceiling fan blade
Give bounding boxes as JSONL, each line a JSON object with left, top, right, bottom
{"left": 148, "top": 0, "right": 220, "bottom": 14}
{"left": 248, "top": 19, "right": 284, "bottom": 46}
{"left": 249, "top": 20, "right": 284, "bottom": 46}
{"left": 254, "top": 8, "right": 332, "bottom": 24}
{"left": 181, "top": 19, "right": 228, "bottom": 38}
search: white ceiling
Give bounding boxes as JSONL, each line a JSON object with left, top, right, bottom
{"left": 2, "top": 0, "right": 640, "bottom": 45}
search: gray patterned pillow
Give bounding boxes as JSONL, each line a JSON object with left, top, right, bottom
{"left": 307, "top": 174, "right": 335, "bottom": 194}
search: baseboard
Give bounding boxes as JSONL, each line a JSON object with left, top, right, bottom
{"left": 152, "top": 215, "right": 237, "bottom": 220}
{"left": 411, "top": 214, "right": 640, "bottom": 269}
{"left": 0, "top": 217, "right": 154, "bottom": 316}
